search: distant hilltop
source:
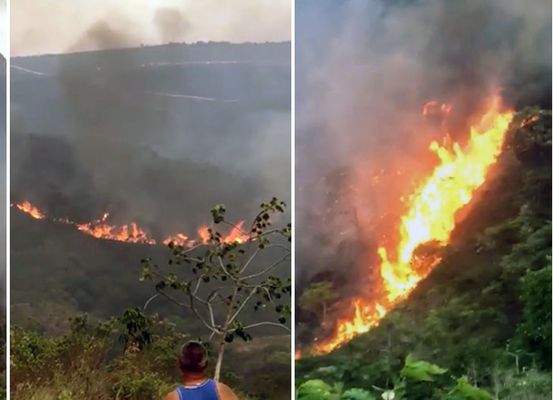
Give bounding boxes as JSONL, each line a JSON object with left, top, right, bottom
{"left": 12, "top": 41, "right": 291, "bottom": 63}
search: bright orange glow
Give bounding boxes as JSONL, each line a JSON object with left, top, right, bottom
{"left": 16, "top": 201, "right": 46, "bottom": 219}
{"left": 422, "top": 100, "right": 452, "bottom": 117}
{"left": 313, "top": 96, "right": 514, "bottom": 355}
{"left": 162, "top": 233, "right": 194, "bottom": 247}
{"left": 221, "top": 221, "right": 249, "bottom": 244}
{"left": 194, "top": 221, "right": 248, "bottom": 245}
{"left": 198, "top": 225, "right": 211, "bottom": 244}
{"left": 521, "top": 114, "right": 539, "bottom": 127}
{"left": 76, "top": 213, "right": 157, "bottom": 245}
{"left": 15, "top": 203, "right": 251, "bottom": 248}
{"left": 315, "top": 300, "right": 386, "bottom": 353}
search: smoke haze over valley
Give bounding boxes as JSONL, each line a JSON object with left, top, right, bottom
{"left": 12, "top": 0, "right": 290, "bottom": 56}
{"left": 11, "top": 41, "right": 291, "bottom": 328}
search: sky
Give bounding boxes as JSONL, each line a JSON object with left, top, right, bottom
{"left": 11, "top": 0, "right": 291, "bottom": 56}
{"left": 0, "top": 0, "right": 5, "bottom": 57}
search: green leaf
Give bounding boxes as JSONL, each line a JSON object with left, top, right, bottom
{"left": 297, "top": 379, "right": 338, "bottom": 400}
{"left": 446, "top": 377, "right": 493, "bottom": 400}
{"left": 340, "top": 388, "right": 376, "bottom": 400}
{"left": 400, "top": 355, "right": 447, "bottom": 382}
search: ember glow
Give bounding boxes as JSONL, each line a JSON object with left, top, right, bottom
{"left": 162, "top": 233, "right": 195, "bottom": 248}
{"left": 76, "top": 213, "right": 157, "bottom": 245}
{"left": 16, "top": 201, "right": 45, "bottom": 219}
{"left": 313, "top": 96, "right": 513, "bottom": 354}
{"left": 162, "top": 220, "right": 248, "bottom": 247}
{"left": 14, "top": 201, "right": 249, "bottom": 247}
{"left": 220, "top": 221, "right": 249, "bottom": 244}
{"left": 422, "top": 100, "right": 452, "bottom": 117}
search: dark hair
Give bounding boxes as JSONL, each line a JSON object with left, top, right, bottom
{"left": 178, "top": 341, "right": 208, "bottom": 374}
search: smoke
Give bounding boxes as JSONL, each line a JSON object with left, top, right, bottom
{"left": 11, "top": 0, "right": 291, "bottom": 235}
{"left": 67, "top": 21, "right": 137, "bottom": 53}
{"left": 12, "top": 0, "right": 291, "bottom": 56}
{"left": 67, "top": 8, "right": 192, "bottom": 52}
{"left": 0, "top": 0, "right": 5, "bottom": 57}
{"left": 12, "top": 28, "right": 290, "bottom": 237}
{"left": 296, "top": 0, "right": 551, "bottom": 290}
{"left": 154, "top": 8, "right": 191, "bottom": 44}
{"left": 14, "top": 0, "right": 290, "bottom": 284}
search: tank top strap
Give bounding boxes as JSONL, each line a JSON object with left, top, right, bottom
{"left": 175, "top": 379, "right": 219, "bottom": 400}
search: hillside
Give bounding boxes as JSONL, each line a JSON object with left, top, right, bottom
{"left": 12, "top": 41, "right": 291, "bottom": 226}
{"left": 11, "top": 42, "right": 291, "bottom": 399}
{"left": 296, "top": 108, "right": 551, "bottom": 399}
{"left": 11, "top": 40, "right": 291, "bottom": 327}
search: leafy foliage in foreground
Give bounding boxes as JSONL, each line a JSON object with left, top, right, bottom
{"left": 296, "top": 109, "right": 552, "bottom": 399}
{"left": 141, "top": 198, "right": 291, "bottom": 379}
{"left": 0, "top": 321, "right": 4, "bottom": 400}
{"left": 11, "top": 310, "right": 290, "bottom": 400}
{"left": 298, "top": 356, "right": 494, "bottom": 400}
{"left": 11, "top": 312, "right": 181, "bottom": 400}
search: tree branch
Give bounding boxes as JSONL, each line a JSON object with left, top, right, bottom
{"left": 156, "top": 288, "right": 219, "bottom": 334}
{"left": 240, "top": 247, "right": 260, "bottom": 274}
{"left": 192, "top": 276, "right": 203, "bottom": 296}
{"left": 242, "top": 254, "right": 290, "bottom": 281}
{"left": 217, "top": 256, "right": 238, "bottom": 283}
{"left": 240, "top": 321, "right": 291, "bottom": 332}
{"left": 227, "top": 287, "right": 259, "bottom": 325}
{"left": 142, "top": 293, "right": 160, "bottom": 311}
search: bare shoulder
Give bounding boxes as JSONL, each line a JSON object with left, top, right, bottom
{"left": 165, "top": 390, "right": 180, "bottom": 400}
{"left": 216, "top": 381, "right": 239, "bottom": 400}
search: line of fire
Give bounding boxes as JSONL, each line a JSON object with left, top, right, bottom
{"left": 297, "top": 95, "right": 520, "bottom": 357}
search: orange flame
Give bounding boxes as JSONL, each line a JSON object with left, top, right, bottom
{"left": 198, "top": 225, "right": 211, "bottom": 244}
{"left": 15, "top": 201, "right": 46, "bottom": 219}
{"left": 313, "top": 96, "right": 513, "bottom": 354}
{"left": 164, "top": 221, "right": 248, "bottom": 247}
{"left": 15, "top": 200, "right": 251, "bottom": 248}
{"left": 221, "top": 221, "right": 249, "bottom": 244}
{"left": 15, "top": 201, "right": 251, "bottom": 248}
{"left": 76, "top": 213, "right": 157, "bottom": 245}
{"left": 162, "top": 233, "right": 195, "bottom": 248}
{"left": 422, "top": 100, "right": 452, "bottom": 117}
{"left": 315, "top": 300, "right": 386, "bottom": 352}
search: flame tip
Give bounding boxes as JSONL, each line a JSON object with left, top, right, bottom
{"left": 313, "top": 97, "right": 514, "bottom": 355}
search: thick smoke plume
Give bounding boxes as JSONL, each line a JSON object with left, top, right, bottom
{"left": 12, "top": 0, "right": 290, "bottom": 56}
{"left": 296, "top": 0, "right": 551, "bottom": 294}
{"left": 11, "top": 20, "right": 290, "bottom": 238}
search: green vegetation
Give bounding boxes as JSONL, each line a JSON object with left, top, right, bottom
{"left": 297, "top": 355, "right": 498, "bottom": 399}
{"left": 299, "top": 281, "right": 338, "bottom": 326}
{"left": 0, "top": 321, "right": 4, "bottom": 400}
{"left": 11, "top": 311, "right": 183, "bottom": 400}
{"left": 11, "top": 309, "right": 290, "bottom": 399}
{"left": 11, "top": 199, "right": 292, "bottom": 399}
{"left": 141, "top": 198, "right": 291, "bottom": 379}
{"left": 11, "top": 42, "right": 291, "bottom": 399}
{"left": 296, "top": 108, "right": 552, "bottom": 399}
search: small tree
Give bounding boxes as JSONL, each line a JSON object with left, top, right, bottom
{"left": 299, "top": 281, "right": 338, "bottom": 325}
{"left": 140, "top": 198, "right": 291, "bottom": 380}
{"left": 119, "top": 308, "right": 152, "bottom": 353}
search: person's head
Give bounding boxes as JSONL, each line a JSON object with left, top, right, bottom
{"left": 178, "top": 341, "right": 208, "bottom": 375}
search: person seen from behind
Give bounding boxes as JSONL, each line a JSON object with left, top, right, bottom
{"left": 165, "top": 341, "right": 239, "bottom": 400}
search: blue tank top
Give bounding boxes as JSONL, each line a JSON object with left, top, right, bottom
{"left": 176, "top": 379, "right": 220, "bottom": 400}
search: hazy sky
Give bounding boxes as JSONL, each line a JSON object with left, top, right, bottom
{"left": 0, "top": 0, "right": 5, "bottom": 57}
{"left": 12, "top": 0, "right": 290, "bottom": 56}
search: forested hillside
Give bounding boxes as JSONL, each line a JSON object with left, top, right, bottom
{"left": 296, "top": 108, "right": 551, "bottom": 399}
